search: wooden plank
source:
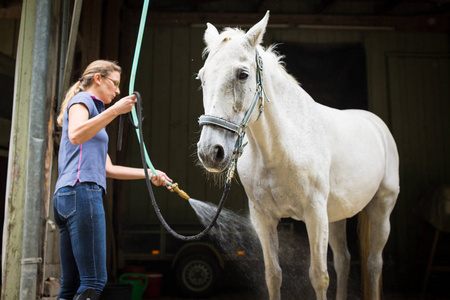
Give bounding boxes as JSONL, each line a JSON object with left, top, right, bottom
{"left": 0, "top": 19, "right": 17, "bottom": 57}
{"left": 386, "top": 53, "right": 450, "bottom": 282}
{"left": 101, "top": 0, "right": 121, "bottom": 60}
{"left": 371, "top": 32, "right": 399, "bottom": 122}
{"left": 100, "top": 0, "right": 122, "bottom": 281}
{"left": 280, "top": 28, "right": 301, "bottom": 44}
{"left": 266, "top": 28, "right": 283, "bottom": 45}
{"left": 0, "top": 52, "right": 15, "bottom": 76}
{"left": 2, "top": 0, "right": 35, "bottom": 298}
{"left": 333, "top": 29, "right": 362, "bottom": 43}
{"left": 422, "top": 58, "right": 438, "bottom": 184}
{"left": 438, "top": 58, "right": 450, "bottom": 182}
{"left": 144, "top": 12, "right": 450, "bottom": 32}
{"left": 297, "top": 28, "right": 319, "bottom": 44}
{"left": 127, "top": 23, "right": 157, "bottom": 224}
{"left": 80, "top": 0, "right": 102, "bottom": 69}
{"left": 167, "top": 26, "right": 194, "bottom": 223}
{"left": 387, "top": 55, "right": 411, "bottom": 279}
{"left": 0, "top": 2, "right": 22, "bottom": 19}
{"left": 365, "top": 32, "right": 385, "bottom": 117}
{"left": 148, "top": 26, "right": 173, "bottom": 220}
{"left": 187, "top": 27, "right": 208, "bottom": 210}
{"left": 115, "top": 7, "right": 138, "bottom": 227}
{"left": 0, "top": 118, "right": 11, "bottom": 148}
{"left": 316, "top": 29, "right": 337, "bottom": 43}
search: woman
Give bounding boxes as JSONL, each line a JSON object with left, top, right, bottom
{"left": 54, "top": 60, "right": 171, "bottom": 300}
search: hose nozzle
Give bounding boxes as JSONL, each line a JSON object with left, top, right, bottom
{"left": 170, "top": 183, "right": 190, "bottom": 200}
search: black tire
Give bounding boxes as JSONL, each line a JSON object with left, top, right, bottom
{"left": 175, "top": 254, "right": 220, "bottom": 297}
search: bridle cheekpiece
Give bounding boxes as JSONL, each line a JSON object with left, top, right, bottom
{"left": 198, "top": 48, "right": 270, "bottom": 184}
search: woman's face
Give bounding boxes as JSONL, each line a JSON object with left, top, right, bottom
{"left": 97, "top": 71, "right": 121, "bottom": 104}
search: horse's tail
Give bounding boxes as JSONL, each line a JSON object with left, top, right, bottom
{"left": 358, "top": 209, "right": 382, "bottom": 300}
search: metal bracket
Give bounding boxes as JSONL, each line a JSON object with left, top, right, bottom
{"left": 21, "top": 257, "right": 43, "bottom": 265}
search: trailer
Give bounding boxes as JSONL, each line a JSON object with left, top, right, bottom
{"left": 117, "top": 216, "right": 296, "bottom": 297}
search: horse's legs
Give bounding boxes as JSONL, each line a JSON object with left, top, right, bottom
{"left": 305, "top": 207, "right": 330, "bottom": 300}
{"left": 363, "top": 190, "right": 397, "bottom": 300}
{"left": 329, "top": 219, "right": 350, "bottom": 300}
{"left": 250, "top": 204, "right": 282, "bottom": 300}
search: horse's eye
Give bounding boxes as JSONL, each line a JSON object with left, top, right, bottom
{"left": 238, "top": 71, "right": 249, "bottom": 80}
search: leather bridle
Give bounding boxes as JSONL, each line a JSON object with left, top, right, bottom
{"left": 198, "top": 48, "right": 270, "bottom": 183}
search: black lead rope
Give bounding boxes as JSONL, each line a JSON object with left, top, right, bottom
{"left": 133, "top": 91, "right": 231, "bottom": 241}
{"left": 117, "top": 111, "right": 138, "bottom": 151}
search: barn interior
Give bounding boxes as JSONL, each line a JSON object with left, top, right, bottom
{"left": 0, "top": 0, "right": 449, "bottom": 299}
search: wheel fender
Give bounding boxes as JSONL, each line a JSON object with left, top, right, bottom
{"left": 171, "top": 242, "right": 225, "bottom": 270}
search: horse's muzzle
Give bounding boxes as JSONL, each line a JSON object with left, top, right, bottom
{"left": 197, "top": 127, "right": 234, "bottom": 173}
{"left": 198, "top": 144, "right": 226, "bottom": 171}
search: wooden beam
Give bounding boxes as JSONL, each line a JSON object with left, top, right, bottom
{"left": 144, "top": 11, "right": 450, "bottom": 32}
{"left": 4, "top": 2, "right": 449, "bottom": 32}
{"left": 2, "top": 0, "right": 35, "bottom": 298}
{"left": 80, "top": 0, "right": 102, "bottom": 69}
{"left": 314, "top": 0, "right": 338, "bottom": 14}
{"left": 61, "top": 0, "right": 83, "bottom": 103}
{"left": 101, "top": 0, "right": 121, "bottom": 60}
{"left": 0, "top": 53, "right": 14, "bottom": 76}
{"left": 0, "top": 2, "right": 21, "bottom": 19}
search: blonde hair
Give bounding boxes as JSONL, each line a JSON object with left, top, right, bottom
{"left": 57, "top": 60, "right": 122, "bottom": 126}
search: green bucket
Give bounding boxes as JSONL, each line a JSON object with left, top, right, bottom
{"left": 119, "top": 273, "right": 148, "bottom": 300}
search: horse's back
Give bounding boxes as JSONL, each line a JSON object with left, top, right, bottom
{"left": 318, "top": 106, "right": 399, "bottom": 221}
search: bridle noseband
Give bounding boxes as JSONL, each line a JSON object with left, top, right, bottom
{"left": 198, "top": 49, "right": 270, "bottom": 184}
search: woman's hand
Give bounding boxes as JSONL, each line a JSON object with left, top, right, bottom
{"left": 111, "top": 94, "right": 137, "bottom": 115}
{"left": 151, "top": 170, "right": 172, "bottom": 189}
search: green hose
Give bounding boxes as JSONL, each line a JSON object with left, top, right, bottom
{"left": 128, "top": 1, "right": 232, "bottom": 241}
{"left": 127, "top": 0, "right": 165, "bottom": 183}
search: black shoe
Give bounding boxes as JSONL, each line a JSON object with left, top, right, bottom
{"left": 72, "top": 288, "right": 100, "bottom": 300}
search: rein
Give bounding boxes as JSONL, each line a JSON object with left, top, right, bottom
{"left": 198, "top": 49, "right": 270, "bottom": 184}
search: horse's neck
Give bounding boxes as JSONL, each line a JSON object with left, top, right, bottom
{"left": 247, "top": 69, "right": 317, "bottom": 160}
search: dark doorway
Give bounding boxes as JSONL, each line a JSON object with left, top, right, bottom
{"left": 275, "top": 42, "right": 369, "bottom": 295}
{"left": 276, "top": 42, "right": 368, "bottom": 110}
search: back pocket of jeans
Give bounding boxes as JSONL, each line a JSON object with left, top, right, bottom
{"left": 56, "top": 190, "right": 76, "bottom": 218}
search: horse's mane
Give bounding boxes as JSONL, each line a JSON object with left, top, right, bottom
{"left": 203, "top": 27, "right": 299, "bottom": 85}
{"left": 264, "top": 44, "right": 299, "bottom": 85}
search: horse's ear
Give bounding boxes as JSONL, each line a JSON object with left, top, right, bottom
{"left": 204, "top": 23, "right": 220, "bottom": 47}
{"left": 245, "top": 10, "right": 270, "bottom": 48}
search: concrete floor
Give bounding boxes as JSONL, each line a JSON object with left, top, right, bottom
{"left": 144, "top": 270, "right": 450, "bottom": 300}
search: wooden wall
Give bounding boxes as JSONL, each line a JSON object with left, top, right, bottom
{"left": 0, "top": 18, "right": 19, "bottom": 150}
{"left": 0, "top": 0, "right": 448, "bottom": 292}
{"left": 0, "top": 19, "right": 19, "bottom": 58}
{"left": 119, "top": 19, "right": 449, "bottom": 284}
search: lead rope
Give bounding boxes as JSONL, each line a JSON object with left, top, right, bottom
{"left": 126, "top": 1, "right": 231, "bottom": 240}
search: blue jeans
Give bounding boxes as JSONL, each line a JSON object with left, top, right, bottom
{"left": 53, "top": 182, "right": 107, "bottom": 298}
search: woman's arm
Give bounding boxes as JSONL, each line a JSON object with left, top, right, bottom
{"left": 105, "top": 154, "right": 145, "bottom": 179}
{"left": 105, "top": 154, "right": 171, "bottom": 188}
{"left": 68, "top": 95, "right": 136, "bottom": 145}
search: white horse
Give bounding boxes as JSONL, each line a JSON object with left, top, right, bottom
{"left": 196, "top": 11, "right": 399, "bottom": 300}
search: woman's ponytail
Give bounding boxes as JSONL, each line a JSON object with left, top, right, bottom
{"left": 56, "top": 60, "right": 121, "bottom": 127}
{"left": 57, "top": 80, "right": 82, "bottom": 126}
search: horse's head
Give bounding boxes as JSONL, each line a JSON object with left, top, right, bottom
{"left": 197, "top": 11, "right": 270, "bottom": 173}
